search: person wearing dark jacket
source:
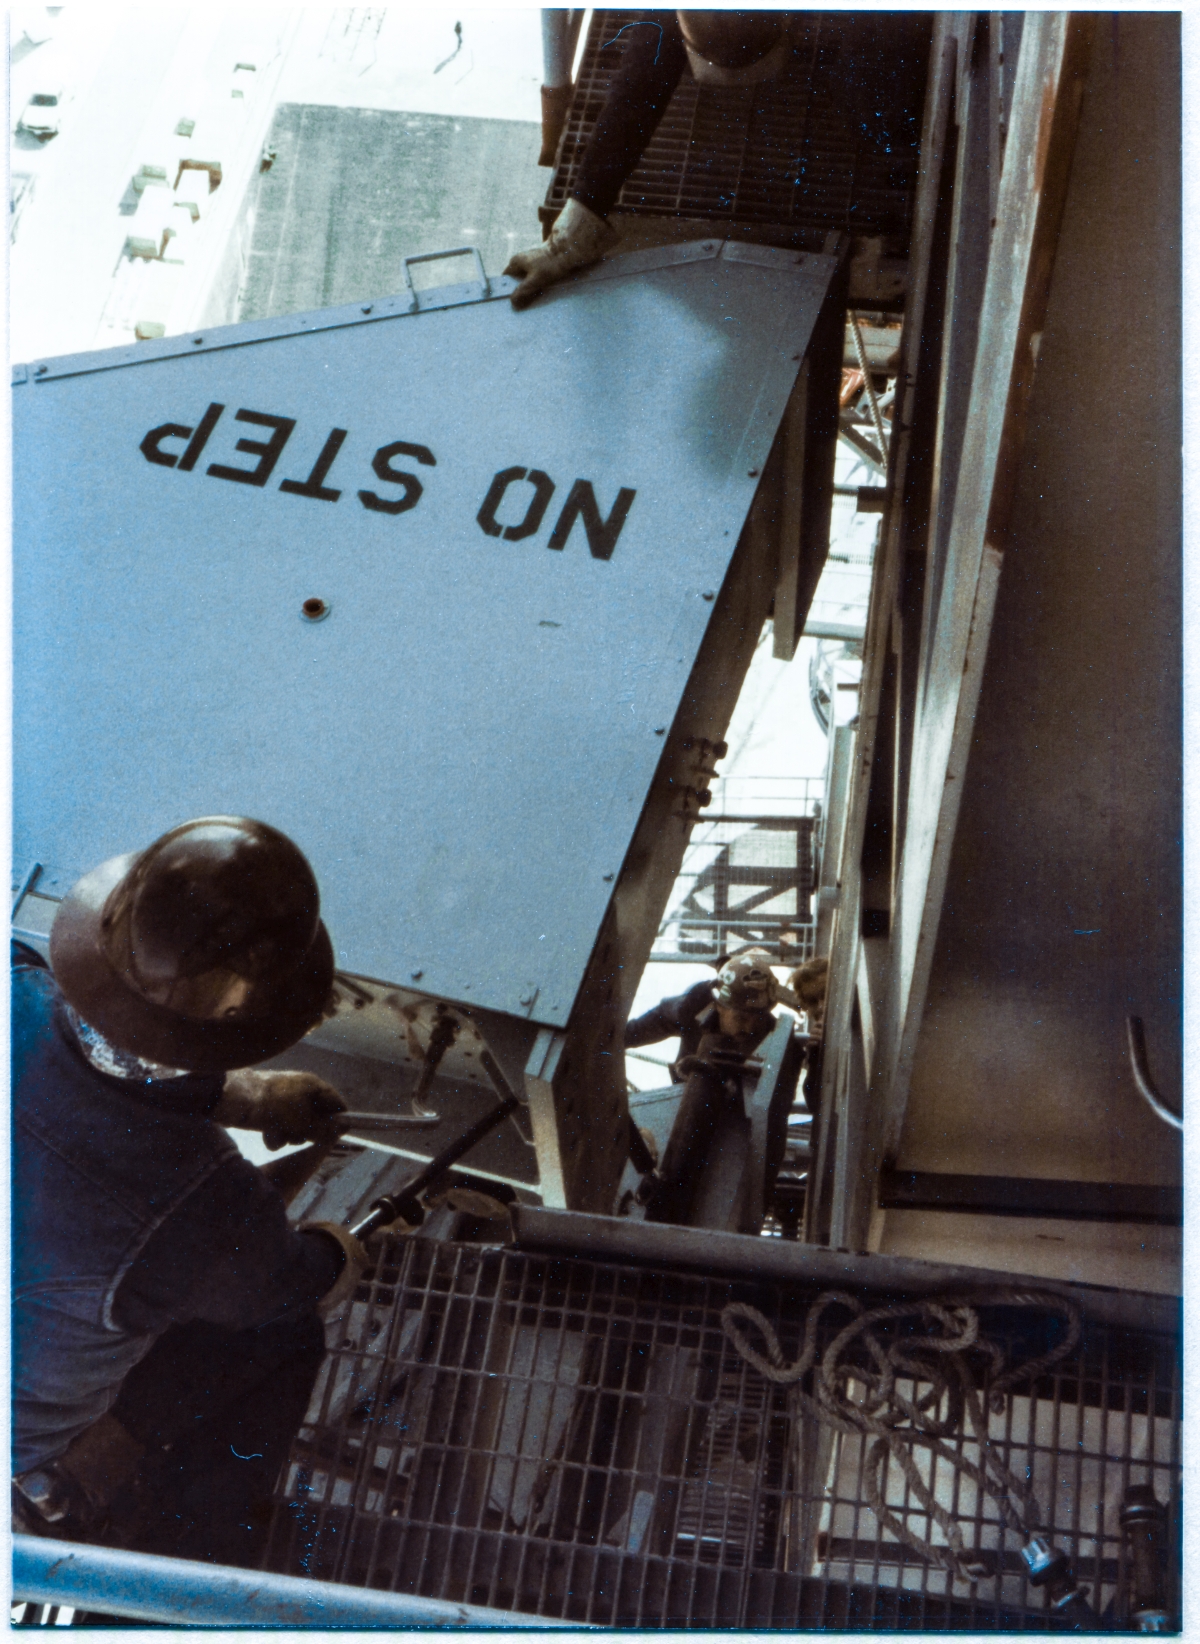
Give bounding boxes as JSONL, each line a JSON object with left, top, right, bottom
{"left": 624, "top": 948, "right": 801, "bottom": 1077}
{"left": 12, "top": 816, "right": 364, "bottom": 1567}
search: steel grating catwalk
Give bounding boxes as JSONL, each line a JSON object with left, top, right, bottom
{"left": 655, "top": 816, "right": 818, "bottom": 964}
{"left": 266, "top": 1238, "right": 1181, "bottom": 1629}
{"left": 544, "top": 11, "right": 930, "bottom": 249}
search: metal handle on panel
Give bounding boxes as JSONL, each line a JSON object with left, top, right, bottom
{"left": 401, "top": 246, "right": 489, "bottom": 306}
{"left": 1126, "top": 1016, "right": 1182, "bottom": 1131}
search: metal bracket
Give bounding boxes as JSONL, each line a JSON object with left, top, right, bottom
{"left": 402, "top": 246, "right": 489, "bottom": 309}
{"left": 11, "top": 861, "right": 42, "bottom": 918}
{"left": 837, "top": 415, "right": 886, "bottom": 474}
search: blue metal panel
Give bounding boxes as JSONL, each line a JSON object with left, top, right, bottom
{"left": 13, "top": 242, "right": 832, "bottom": 1027}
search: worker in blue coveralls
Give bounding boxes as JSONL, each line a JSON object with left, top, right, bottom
{"left": 507, "top": 10, "right": 922, "bottom": 309}
{"left": 624, "top": 948, "right": 805, "bottom": 1222}
{"left": 624, "top": 947, "right": 802, "bottom": 1078}
{"left": 12, "top": 816, "right": 366, "bottom": 1568}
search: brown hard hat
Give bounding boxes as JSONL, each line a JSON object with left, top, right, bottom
{"left": 50, "top": 817, "right": 335, "bottom": 1073}
{"left": 677, "top": 11, "right": 788, "bottom": 74}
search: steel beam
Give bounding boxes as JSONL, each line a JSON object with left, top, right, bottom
{"left": 872, "top": 14, "right": 1096, "bottom": 1165}
{"left": 878, "top": 1170, "right": 1183, "bottom": 1226}
{"left": 809, "top": 17, "right": 960, "bottom": 1244}
{"left": 508, "top": 1205, "right": 1180, "bottom": 1333}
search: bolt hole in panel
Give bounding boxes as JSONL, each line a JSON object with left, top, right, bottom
{"left": 13, "top": 242, "right": 833, "bottom": 1028}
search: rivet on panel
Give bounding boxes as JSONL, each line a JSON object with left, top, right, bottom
{"left": 301, "top": 597, "right": 330, "bottom": 621}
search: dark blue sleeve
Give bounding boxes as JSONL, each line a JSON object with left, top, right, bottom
{"left": 570, "top": 14, "right": 687, "bottom": 218}
{"left": 112, "top": 1155, "right": 343, "bottom": 1334}
{"left": 624, "top": 978, "right": 715, "bottom": 1047}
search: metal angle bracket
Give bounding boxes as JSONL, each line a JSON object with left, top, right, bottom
{"left": 14, "top": 238, "right": 770, "bottom": 385}
{"left": 19, "top": 256, "right": 508, "bottom": 385}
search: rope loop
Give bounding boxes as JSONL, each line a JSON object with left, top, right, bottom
{"left": 721, "top": 1285, "right": 1083, "bottom": 1585}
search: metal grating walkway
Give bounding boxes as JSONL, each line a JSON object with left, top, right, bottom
{"left": 653, "top": 815, "right": 819, "bottom": 964}
{"left": 544, "top": 10, "right": 930, "bottom": 249}
{"left": 266, "top": 1238, "right": 1180, "bottom": 1628}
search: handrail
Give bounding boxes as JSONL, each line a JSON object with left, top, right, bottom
{"left": 13, "top": 1536, "right": 563, "bottom": 1628}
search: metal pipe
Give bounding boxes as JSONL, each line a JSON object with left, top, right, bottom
{"left": 340, "top": 1109, "right": 441, "bottom": 1131}
{"left": 408, "top": 1010, "right": 458, "bottom": 1118}
{"left": 541, "top": 8, "right": 583, "bottom": 85}
{"left": 13, "top": 1535, "right": 562, "bottom": 1629}
{"left": 1126, "top": 1015, "right": 1182, "bottom": 1130}
{"left": 1120, "top": 1485, "right": 1171, "bottom": 1631}
{"left": 507, "top": 1206, "right": 1181, "bottom": 1333}
{"left": 351, "top": 1074, "right": 521, "bottom": 1235}
{"left": 11, "top": 860, "right": 42, "bottom": 917}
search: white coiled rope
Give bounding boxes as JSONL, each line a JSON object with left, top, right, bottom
{"left": 721, "top": 1288, "right": 1082, "bottom": 1584}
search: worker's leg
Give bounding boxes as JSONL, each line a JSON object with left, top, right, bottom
{"left": 570, "top": 14, "right": 688, "bottom": 219}
{"left": 108, "top": 1312, "right": 326, "bottom": 1568}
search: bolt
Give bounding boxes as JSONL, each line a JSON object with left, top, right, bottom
{"left": 192, "top": 336, "right": 203, "bottom": 345}
{"left": 702, "top": 591, "right": 715, "bottom": 602}
{"left": 34, "top": 364, "right": 47, "bottom": 376}
{"left": 411, "top": 970, "right": 424, "bottom": 981}
{"left": 603, "top": 873, "right": 614, "bottom": 882}
{"left": 654, "top": 726, "right": 667, "bottom": 735}
{"left": 361, "top": 304, "right": 373, "bottom": 314}
{"left": 748, "top": 468, "right": 759, "bottom": 477}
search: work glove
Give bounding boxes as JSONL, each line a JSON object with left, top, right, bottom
{"left": 504, "top": 197, "right": 617, "bottom": 310}
{"left": 217, "top": 1069, "right": 348, "bottom": 1150}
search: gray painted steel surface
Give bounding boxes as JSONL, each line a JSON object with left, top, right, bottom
{"left": 13, "top": 242, "right": 830, "bottom": 1029}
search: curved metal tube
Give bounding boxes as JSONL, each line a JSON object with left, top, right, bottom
{"left": 1126, "top": 1016, "right": 1182, "bottom": 1131}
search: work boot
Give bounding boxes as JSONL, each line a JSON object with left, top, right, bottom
{"left": 504, "top": 198, "right": 617, "bottom": 310}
